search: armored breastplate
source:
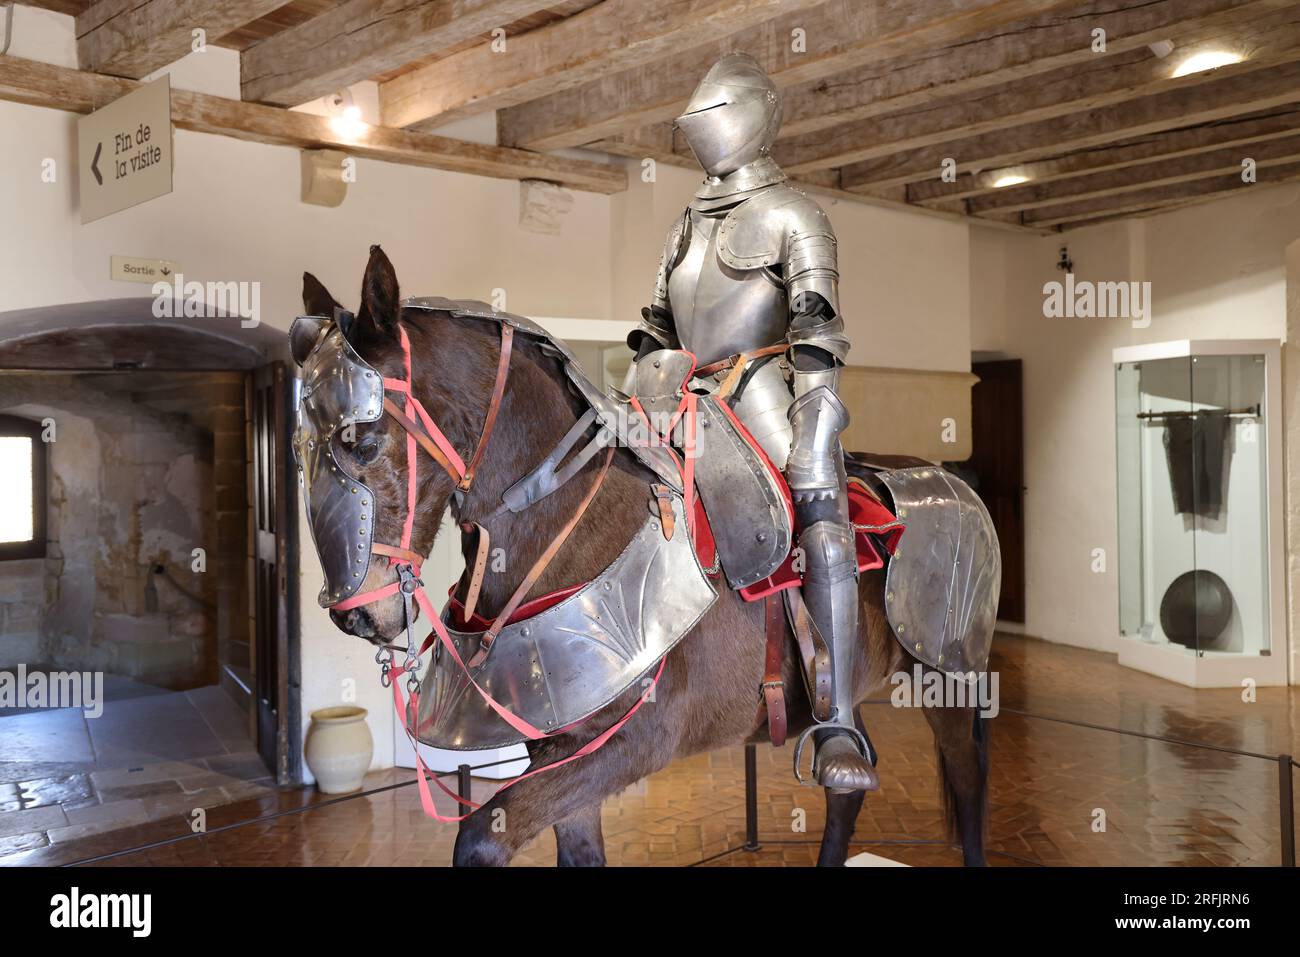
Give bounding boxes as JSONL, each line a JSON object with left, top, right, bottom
{"left": 667, "top": 207, "right": 789, "bottom": 368}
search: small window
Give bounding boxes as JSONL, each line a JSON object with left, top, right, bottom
{"left": 0, "top": 415, "right": 47, "bottom": 560}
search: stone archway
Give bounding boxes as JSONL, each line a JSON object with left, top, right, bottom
{"left": 0, "top": 297, "right": 301, "bottom": 790}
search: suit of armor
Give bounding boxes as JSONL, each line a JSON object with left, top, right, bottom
{"left": 627, "top": 54, "right": 877, "bottom": 792}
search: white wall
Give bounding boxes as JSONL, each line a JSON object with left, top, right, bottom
{"left": 971, "top": 183, "right": 1300, "bottom": 673}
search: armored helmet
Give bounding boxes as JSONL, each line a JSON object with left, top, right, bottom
{"left": 675, "top": 54, "right": 782, "bottom": 178}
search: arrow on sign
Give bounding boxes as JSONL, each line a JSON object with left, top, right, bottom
{"left": 91, "top": 142, "right": 103, "bottom": 186}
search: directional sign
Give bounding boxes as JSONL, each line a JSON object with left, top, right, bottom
{"left": 110, "top": 255, "right": 182, "bottom": 284}
{"left": 78, "top": 76, "right": 173, "bottom": 225}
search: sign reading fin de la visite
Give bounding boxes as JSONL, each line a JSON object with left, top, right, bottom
{"left": 78, "top": 76, "right": 173, "bottom": 225}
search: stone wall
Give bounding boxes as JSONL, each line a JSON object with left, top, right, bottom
{"left": 0, "top": 373, "right": 247, "bottom": 690}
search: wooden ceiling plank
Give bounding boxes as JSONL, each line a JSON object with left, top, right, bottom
{"left": 907, "top": 106, "right": 1300, "bottom": 204}
{"left": 498, "top": 0, "right": 1081, "bottom": 151}
{"left": 609, "top": 0, "right": 1289, "bottom": 160}
{"left": 839, "top": 59, "right": 1300, "bottom": 191}
{"left": 240, "top": 0, "right": 557, "bottom": 107}
{"left": 76, "top": 0, "right": 288, "bottom": 78}
{"left": 380, "top": 0, "right": 824, "bottom": 131}
{"left": 15, "top": 1, "right": 91, "bottom": 15}
{"left": 1055, "top": 198, "right": 1209, "bottom": 231}
{"left": 777, "top": 6, "right": 1300, "bottom": 174}
{"left": 964, "top": 132, "right": 1300, "bottom": 214}
{"left": 0, "top": 55, "right": 626, "bottom": 193}
{"left": 773, "top": 0, "right": 1295, "bottom": 142}
{"left": 1020, "top": 159, "right": 1300, "bottom": 226}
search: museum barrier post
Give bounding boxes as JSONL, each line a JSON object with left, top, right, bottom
{"left": 1280, "top": 755, "right": 1296, "bottom": 868}
{"left": 744, "top": 743, "right": 760, "bottom": 852}
{"left": 458, "top": 764, "right": 473, "bottom": 835}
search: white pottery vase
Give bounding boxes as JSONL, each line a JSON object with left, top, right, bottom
{"left": 304, "top": 706, "right": 373, "bottom": 794}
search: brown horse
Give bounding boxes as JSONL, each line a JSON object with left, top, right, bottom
{"left": 304, "top": 246, "right": 990, "bottom": 867}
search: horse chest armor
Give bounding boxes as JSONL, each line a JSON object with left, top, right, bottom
{"left": 667, "top": 210, "right": 789, "bottom": 368}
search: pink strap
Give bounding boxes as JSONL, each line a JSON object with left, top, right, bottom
{"left": 333, "top": 577, "right": 407, "bottom": 612}
{"left": 383, "top": 377, "right": 468, "bottom": 480}
{"left": 390, "top": 617, "right": 666, "bottom": 822}
{"left": 681, "top": 392, "right": 697, "bottom": 540}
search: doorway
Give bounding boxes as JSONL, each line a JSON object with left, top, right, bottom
{"left": 0, "top": 299, "right": 299, "bottom": 854}
{"left": 966, "top": 357, "right": 1025, "bottom": 624}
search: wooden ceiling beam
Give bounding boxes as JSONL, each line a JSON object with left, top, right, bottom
{"left": 1016, "top": 159, "right": 1300, "bottom": 226}
{"left": 839, "top": 58, "right": 1300, "bottom": 191}
{"left": 776, "top": 0, "right": 1293, "bottom": 143}
{"left": 498, "top": 0, "right": 1080, "bottom": 151}
{"left": 15, "top": 1, "right": 92, "bottom": 15}
{"left": 0, "top": 55, "right": 626, "bottom": 193}
{"left": 777, "top": 7, "right": 1300, "bottom": 174}
{"left": 76, "top": 0, "right": 288, "bottom": 78}
{"left": 240, "top": 0, "right": 556, "bottom": 107}
{"left": 962, "top": 132, "right": 1300, "bottom": 214}
{"left": 906, "top": 106, "right": 1300, "bottom": 205}
{"left": 380, "top": 0, "right": 824, "bottom": 132}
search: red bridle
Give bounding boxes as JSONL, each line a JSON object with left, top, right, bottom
{"left": 325, "top": 319, "right": 659, "bottom": 822}
{"left": 333, "top": 322, "right": 513, "bottom": 612}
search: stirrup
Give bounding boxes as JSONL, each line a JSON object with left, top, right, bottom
{"left": 792, "top": 720, "right": 873, "bottom": 786}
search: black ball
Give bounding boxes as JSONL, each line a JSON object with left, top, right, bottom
{"left": 1159, "top": 570, "right": 1234, "bottom": 649}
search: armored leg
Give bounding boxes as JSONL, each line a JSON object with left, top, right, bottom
{"left": 797, "top": 503, "right": 878, "bottom": 792}
{"left": 788, "top": 384, "right": 877, "bottom": 793}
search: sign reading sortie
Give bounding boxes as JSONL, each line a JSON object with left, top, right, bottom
{"left": 77, "top": 75, "right": 174, "bottom": 225}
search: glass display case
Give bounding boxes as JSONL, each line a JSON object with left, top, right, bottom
{"left": 1113, "top": 340, "right": 1285, "bottom": 687}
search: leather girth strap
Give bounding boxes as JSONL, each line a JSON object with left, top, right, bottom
{"left": 761, "top": 593, "right": 788, "bottom": 747}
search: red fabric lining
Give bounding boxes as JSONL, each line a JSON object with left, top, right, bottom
{"left": 446, "top": 582, "right": 585, "bottom": 631}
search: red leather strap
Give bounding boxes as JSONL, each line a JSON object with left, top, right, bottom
{"left": 761, "top": 593, "right": 788, "bottom": 747}
{"left": 383, "top": 396, "right": 463, "bottom": 484}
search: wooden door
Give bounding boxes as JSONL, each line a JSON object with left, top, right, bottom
{"left": 969, "top": 360, "right": 1025, "bottom": 623}
{"left": 250, "top": 362, "right": 301, "bottom": 785}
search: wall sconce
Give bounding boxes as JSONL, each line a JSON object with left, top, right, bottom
{"left": 301, "top": 149, "right": 350, "bottom": 207}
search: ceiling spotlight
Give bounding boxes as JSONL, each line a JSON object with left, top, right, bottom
{"left": 992, "top": 173, "right": 1030, "bottom": 188}
{"left": 1171, "top": 49, "right": 1244, "bottom": 78}
{"left": 326, "top": 90, "right": 367, "bottom": 139}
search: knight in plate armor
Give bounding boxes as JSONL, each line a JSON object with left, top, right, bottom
{"left": 626, "top": 54, "right": 877, "bottom": 792}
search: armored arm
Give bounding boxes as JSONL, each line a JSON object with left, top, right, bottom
{"left": 784, "top": 212, "right": 852, "bottom": 502}
{"left": 627, "top": 213, "right": 686, "bottom": 358}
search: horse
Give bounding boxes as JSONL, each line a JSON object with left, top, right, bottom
{"left": 301, "top": 245, "right": 991, "bottom": 867}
